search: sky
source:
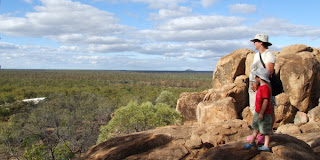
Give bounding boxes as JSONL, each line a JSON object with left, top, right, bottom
{"left": 0, "top": 0, "right": 320, "bottom": 71}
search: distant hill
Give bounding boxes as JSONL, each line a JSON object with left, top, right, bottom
{"left": 185, "top": 69, "right": 194, "bottom": 72}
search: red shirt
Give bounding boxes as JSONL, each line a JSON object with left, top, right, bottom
{"left": 255, "top": 84, "right": 271, "bottom": 114}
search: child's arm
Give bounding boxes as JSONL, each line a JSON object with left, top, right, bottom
{"left": 259, "top": 99, "right": 268, "bottom": 120}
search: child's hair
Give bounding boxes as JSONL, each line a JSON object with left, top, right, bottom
{"left": 257, "top": 75, "right": 268, "bottom": 82}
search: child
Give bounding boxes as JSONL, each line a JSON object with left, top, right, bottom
{"left": 243, "top": 68, "right": 272, "bottom": 151}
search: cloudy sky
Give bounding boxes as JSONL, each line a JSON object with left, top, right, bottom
{"left": 0, "top": 0, "right": 319, "bottom": 71}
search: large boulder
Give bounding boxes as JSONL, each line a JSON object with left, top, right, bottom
{"left": 294, "top": 111, "right": 308, "bottom": 125}
{"left": 295, "top": 131, "right": 320, "bottom": 157}
{"left": 186, "top": 120, "right": 251, "bottom": 148}
{"left": 275, "top": 124, "right": 302, "bottom": 135}
{"left": 273, "top": 93, "right": 297, "bottom": 127}
{"left": 84, "top": 125, "right": 198, "bottom": 160}
{"left": 280, "top": 44, "right": 314, "bottom": 55}
{"left": 308, "top": 102, "right": 320, "bottom": 122}
{"left": 203, "top": 76, "right": 248, "bottom": 116}
{"left": 277, "top": 45, "right": 320, "bottom": 112}
{"left": 300, "top": 122, "right": 320, "bottom": 133}
{"left": 212, "top": 49, "right": 253, "bottom": 88}
{"left": 176, "top": 91, "right": 207, "bottom": 121}
{"left": 242, "top": 106, "right": 253, "bottom": 124}
{"left": 197, "top": 97, "right": 238, "bottom": 125}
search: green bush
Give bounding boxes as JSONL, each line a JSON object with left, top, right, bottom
{"left": 23, "top": 144, "right": 49, "bottom": 160}
{"left": 155, "top": 90, "right": 176, "bottom": 108}
{"left": 53, "top": 142, "right": 74, "bottom": 160}
{"left": 97, "top": 101, "right": 183, "bottom": 143}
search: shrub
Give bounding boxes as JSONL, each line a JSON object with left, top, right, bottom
{"left": 155, "top": 90, "right": 176, "bottom": 108}
{"left": 23, "top": 144, "right": 49, "bottom": 160}
{"left": 97, "top": 101, "right": 183, "bottom": 143}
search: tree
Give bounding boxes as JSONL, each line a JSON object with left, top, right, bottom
{"left": 0, "top": 116, "right": 25, "bottom": 159}
{"left": 1, "top": 92, "right": 113, "bottom": 159}
{"left": 155, "top": 90, "right": 176, "bottom": 108}
{"left": 97, "top": 101, "right": 183, "bottom": 143}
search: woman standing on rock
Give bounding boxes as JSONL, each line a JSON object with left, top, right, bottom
{"left": 248, "top": 33, "right": 276, "bottom": 134}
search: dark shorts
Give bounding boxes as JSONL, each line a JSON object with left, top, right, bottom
{"left": 252, "top": 112, "right": 272, "bottom": 134}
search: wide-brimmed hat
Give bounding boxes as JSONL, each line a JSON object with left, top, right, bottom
{"left": 250, "top": 33, "right": 272, "bottom": 46}
{"left": 252, "top": 68, "right": 270, "bottom": 82}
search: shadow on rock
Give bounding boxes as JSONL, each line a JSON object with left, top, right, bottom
{"left": 85, "top": 133, "right": 172, "bottom": 160}
{"left": 199, "top": 134, "right": 320, "bottom": 160}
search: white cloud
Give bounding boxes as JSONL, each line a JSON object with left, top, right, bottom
{"left": 254, "top": 17, "right": 320, "bottom": 38}
{"left": 128, "top": 0, "right": 187, "bottom": 9}
{"left": 138, "top": 15, "right": 253, "bottom": 41}
{"left": 23, "top": 0, "right": 33, "bottom": 3}
{"left": 0, "top": 42, "right": 20, "bottom": 50}
{"left": 186, "top": 40, "right": 250, "bottom": 53}
{"left": 201, "top": 0, "right": 217, "bottom": 8}
{"left": 149, "top": 6, "right": 192, "bottom": 20}
{"left": 138, "top": 43, "right": 183, "bottom": 55}
{"left": 58, "top": 45, "right": 82, "bottom": 52}
{"left": 0, "top": 0, "right": 127, "bottom": 37}
{"left": 156, "top": 15, "right": 244, "bottom": 30}
{"left": 139, "top": 26, "right": 253, "bottom": 42}
{"left": 88, "top": 42, "right": 140, "bottom": 53}
{"left": 228, "top": 4, "right": 257, "bottom": 14}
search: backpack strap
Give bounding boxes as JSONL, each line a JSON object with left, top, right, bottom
{"left": 259, "top": 52, "right": 266, "bottom": 68}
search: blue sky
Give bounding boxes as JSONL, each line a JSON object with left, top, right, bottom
{"left": 0, "top": 0, "right": 320, "bottom": 71}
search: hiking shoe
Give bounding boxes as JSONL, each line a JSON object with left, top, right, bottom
{"left": 243, "top": 143, "right": 256, "bottom": 149}
{"left": 258, "top": 145, "right": 270, "bottom": 152}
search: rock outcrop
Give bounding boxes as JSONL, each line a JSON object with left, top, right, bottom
{"left": 177, "top": 44, "right": 320, "bottom": 127}
{"left": 84, "top": 45, "right": 320, "bottom": 159}
{"left": 84, "top": 121, "right": 320, "bottom": 160}
{"left": 277, "top": 45, "right": 320, "bottom": 112}
{"left": 84, "top": 121, "right": 251, "bottom": 160}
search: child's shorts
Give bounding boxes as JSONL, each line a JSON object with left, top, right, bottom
{"left": 252, "top": 112, "right": 272, "bottom": 134}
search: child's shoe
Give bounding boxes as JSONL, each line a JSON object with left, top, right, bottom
{"left": 258, "top": 145, "right": 270, "bottom": 152}
{"left": 243, "top": 142, "right": 256, "bottom": 149}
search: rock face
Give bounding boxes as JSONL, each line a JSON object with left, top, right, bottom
{"left": 197, "top": 97, "right": 238, "bottom": 124}
{"left": 211, "top": 49, "right": 254, "bottom": 88}
{"left": 277, "top": 46, "right": 320, "bottom": 112}
{"left": 176, "top": 91, "right": 207, "bottom": 121}
{"left": 203, "top": 76, "right": 248, "bottom": 116}
{"left": 308, "top": 104, "right": 320, "bottom": 122}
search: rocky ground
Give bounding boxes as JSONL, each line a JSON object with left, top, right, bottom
{"left": 83, "top": 120, "right": 320, "bottom": 160}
